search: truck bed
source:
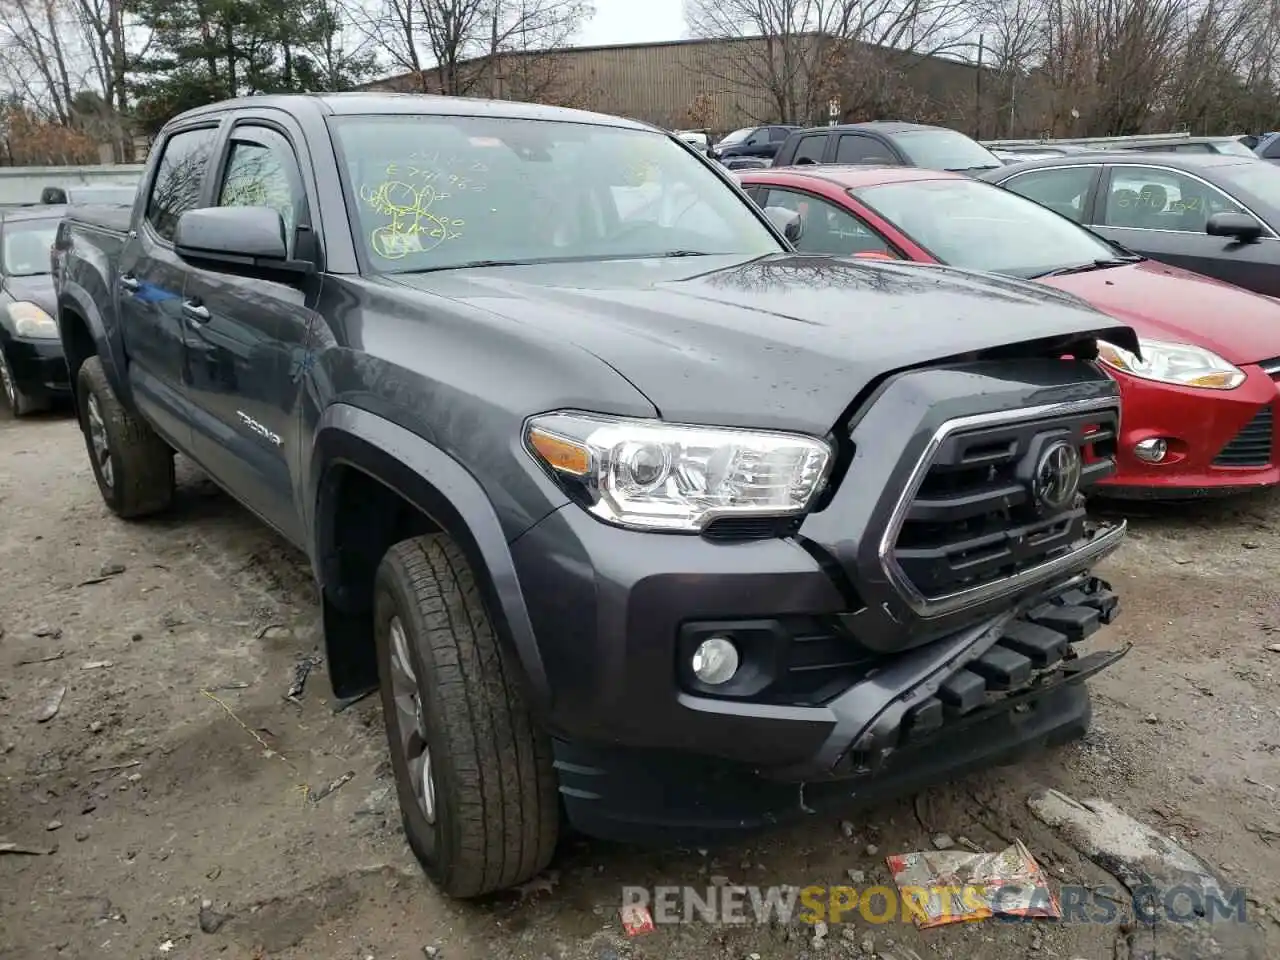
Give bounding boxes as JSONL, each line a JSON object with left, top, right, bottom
{"left": 64, "top": 202, "right": 133, "bottom": 235}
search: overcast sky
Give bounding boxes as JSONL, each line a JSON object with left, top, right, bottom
{"left": 575, "top": 0, "right": 688, "bottom": 46}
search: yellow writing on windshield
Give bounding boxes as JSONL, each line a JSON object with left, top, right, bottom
{"left": 359, "top": 171, "right": 469, "bottom": 260}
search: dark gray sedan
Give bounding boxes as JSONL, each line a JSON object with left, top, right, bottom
{"left": 981, "top": 153, "right": 1280, "bottom": 297}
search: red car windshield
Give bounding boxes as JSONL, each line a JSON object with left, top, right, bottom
{"left": 854, "top": 178, "right": 1121, "bottom": 279}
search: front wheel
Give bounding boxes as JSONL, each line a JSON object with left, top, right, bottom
{"left": 76, "top": 356, "right": 174, "bottom": 518}
{"left": 374, "top": 534, "right": 559, "bottom": 898}
{"left": 0, "top": 346, "right": 48, "bottom": 418}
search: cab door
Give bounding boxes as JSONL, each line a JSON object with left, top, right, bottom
{"left": 118, "top": 123, "right": 223, "bottom": 448}
{"left": 178, "top": 118, "right": 323, "bottom": 547}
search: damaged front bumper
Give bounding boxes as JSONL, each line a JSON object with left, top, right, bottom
{"left": 553, "top": 575, "right": 1126, "bottom": 845}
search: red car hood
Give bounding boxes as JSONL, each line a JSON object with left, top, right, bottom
{"left": 1038, "top": 260, "right": 1280, "bottom": 366}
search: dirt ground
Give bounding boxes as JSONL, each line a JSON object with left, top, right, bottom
{"left": 2, "top": 409, "right": 1279, "bottom": 960}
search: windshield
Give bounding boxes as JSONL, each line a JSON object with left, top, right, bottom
{"left": 893, "top": 129, "right": 1002, "bottom": 171}
{"left": 2, "top": 220, "right": 57, "bottom": 276}
{"left": 1213, "top": 139, "right": 1259, "bottom": 158}
{"left": 1217, "top": 161, "right": 1280, "bottom": 214}
{"left": 854, "top": 178, "right": 1120, "bottom": 278}
{"left": 718, "top": 127, "right": 754, "bottom": 146}
{"left": 329, "top": 116, "right": 782, "bottom": 273}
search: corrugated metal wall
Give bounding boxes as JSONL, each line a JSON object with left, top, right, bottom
{"left": 364, "top": 37, "right": 984, "bottom": 134}
{"left": 548, "top": 40, "right": 775, "bottom": 129}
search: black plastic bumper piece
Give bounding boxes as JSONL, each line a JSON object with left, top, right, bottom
{"left": 3, "top": 336, "right": 69, "bottom": 396}
{"left": 554, "top": 576, "right": 1127, "bottom": 845}
{"left": 555, "top": 682, "right": 1094, "bottom": 846}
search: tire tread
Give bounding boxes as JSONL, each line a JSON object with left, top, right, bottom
{"left": 383, "top": 534, "right": 557, "bottom": 897}
{"left": 77, "top": 356, "right": 173, "bottom": 518}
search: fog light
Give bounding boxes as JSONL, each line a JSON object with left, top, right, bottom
{"left": 1134, "top": 438, "right": 1169, "bottom": 463}
{"left": 691, "top": 636, "right": 740, "bottom": 685}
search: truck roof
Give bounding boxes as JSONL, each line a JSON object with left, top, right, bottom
{"left": 170, "top": 92, "right": 652, "bottom": 132}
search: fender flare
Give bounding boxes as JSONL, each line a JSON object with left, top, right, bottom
{"left": 56, "top": 285, "right": 125, "bottom": 400}
{"left": 309, "top": 403, "right": 552, "bottom": 713}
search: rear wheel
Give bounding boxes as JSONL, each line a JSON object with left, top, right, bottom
{"left": 374, "top": 534, "right": 559, "bottom": 898}
{"left": 76, "top": 356, "right": 174, "bottom": 518}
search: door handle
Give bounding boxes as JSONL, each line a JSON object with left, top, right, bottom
{"left": 118, "top": 273, "right": 139, "bottom": 292}
{"left": 182, "top": 300, "right": 210, "bottom": 322}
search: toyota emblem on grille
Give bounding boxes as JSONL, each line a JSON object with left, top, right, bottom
{"left": 1032, "top": 440, "right": 1083, "bottom": 511}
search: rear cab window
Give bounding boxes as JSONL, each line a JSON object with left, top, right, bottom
{"left": 836, "top": 135, "right": 897, "bottom": 165}
{"left": 792, "top": 135, "right": 828, "bottom": 164}
{"left": 1002, "top": 167, "right": 1098, "bottom": 223}
{"left": 145, "top": 127, "right": 220, "bottom": 243}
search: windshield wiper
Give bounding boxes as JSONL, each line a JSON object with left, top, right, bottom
{"left": 1033, "top": 256, "right": 1142, "bottom": 279}
{"left": 396, "top": 251, "right": 719, "bottom": 274}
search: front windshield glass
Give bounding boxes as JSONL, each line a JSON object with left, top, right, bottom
{"left": 2, "top": 220, "right": 57, "bottom": 276}
{"left": 1213, "top": 139, "right": 1259, "bottom": 158}
{"left": 1217, "top": 161, "right": 1280, "bottom": 216}
{"left": 893, "top": 129, "right": 1002, "bottom": 171}
{"left": 329, "top": 115, "right": 782, "bottom": 272}
{"left": 854, "top": 178, "right": 1120, "bottom": 278}
{"left": 718, "top": 127, "right": 754, "bottom": 146}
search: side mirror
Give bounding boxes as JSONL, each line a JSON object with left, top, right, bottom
{"left": 174, "top": 206, "right": 313, "bottom": 278}
{"left": 1206, "top": 211, "right": 1263, "bottom": 243}
{"left": 764, "top": 206, "right": 803, "bottom": 243}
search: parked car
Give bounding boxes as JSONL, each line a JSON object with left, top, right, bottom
{"left": 0, "top": 206, "right": 68, "bottom": 416}
{"left": 674, "top": 129, "right": 709, "bottom": 152}
{"left": 1110, "top": 135, "right": 1260, "bottom": 158}
{"left": 738, "top": 164, "right": 1280, "bottom": 498}
{"left": 773, "top": 121, "right": 1003, "bottom": 173}
{"left": 55, "top": 93, "right": 1132, "bottom": 898}
{"left": 990, "top": 144, "right": 1102, "bottom": 164}
{"left": 718, "top": 155, "right": 771, "bottom": 171}
{"left": 982, "top": 153, "right": 1280, "bottom": 297}
{"left": 1254, "top": 132, "right": 1280, "bottom": 163}
{"left": 711, "top": 124, "right": 798, "bottom": 161}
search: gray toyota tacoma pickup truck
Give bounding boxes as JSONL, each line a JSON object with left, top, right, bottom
{"left": 52, "top": 92, "right": 1135, "bottom": 898}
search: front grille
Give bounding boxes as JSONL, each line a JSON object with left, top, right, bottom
{"left": 1258, "top": 357, "right": 1280, "bottom": 378}
{"left": 887, "top": 404, "right": 1119, "bottom": 607}
{"left": 1212, "top": 404, "right": 1273, "bottom": 467}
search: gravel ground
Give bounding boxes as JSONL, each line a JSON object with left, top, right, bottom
{"left": 2, "top": 410, "right": 1279, "bottom": 960}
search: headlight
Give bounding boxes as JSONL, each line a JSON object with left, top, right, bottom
{"left": 7, "top": 302, "right": 58, "bottom": 339}
{"left": 1096, "top": 338, "right": 1245, "bottom": 390}
{"left": 524, "top": 411, "right": 833, "bottom": 531}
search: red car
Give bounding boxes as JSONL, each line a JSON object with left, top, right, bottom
{"left": 737, "top": 165, "right": 1280, "bottom": 498}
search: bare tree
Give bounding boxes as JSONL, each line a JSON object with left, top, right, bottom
{"left": 0, "top": 0, "right": 84, "bottom": 123}
{"left": 685, "top": 0, "right": 981, "bottom": 125}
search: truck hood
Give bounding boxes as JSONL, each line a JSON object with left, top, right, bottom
{"left": 3, "top": 274, "right": 55, "bottom": 315}
{"left": 390, "top": 253, "right": 1138, "bottom": 433}
{"left": 1038, "top": 259, "right": 1280, "bottom": 366}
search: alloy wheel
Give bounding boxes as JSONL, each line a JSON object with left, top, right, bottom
{"left": 86, "top": 393, "right": 113, "bottom": 489}
{"left": 388, "top": 615, "right": 436, "bottom": 824}
{"left": 0, "top": 352, "right": 15, "bottom": 409}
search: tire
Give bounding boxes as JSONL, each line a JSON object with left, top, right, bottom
{"left": 0, "top": 346, "right": 48, "bottom": 418}
{"left": 374, "top": 534, "right": 559, "bottom": 898}
{"left": 76, "top": 356, "right": 174, "bottom": 518}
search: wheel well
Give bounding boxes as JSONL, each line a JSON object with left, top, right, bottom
{"left": 320, "top": 463, "right": 441, "bottom": 696}
{"left": 59, "top": 306, "right": 96, "bottom": 400}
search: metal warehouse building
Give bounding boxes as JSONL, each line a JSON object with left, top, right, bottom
{"left": 362, "top": 35, "right": 985, "bottom": 134}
